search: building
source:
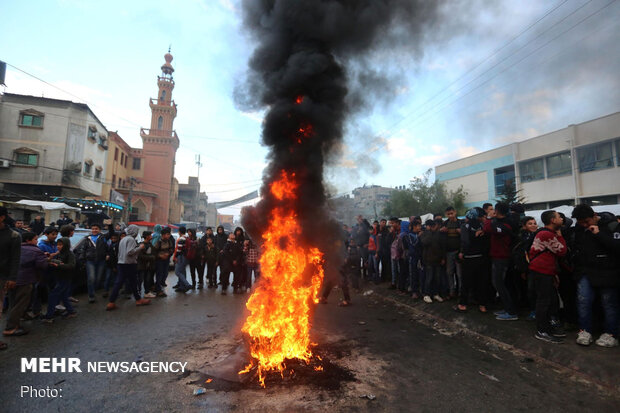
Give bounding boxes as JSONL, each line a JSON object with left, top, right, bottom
{"left": 352, "top": 185, "right": 394, "bottom": 218}
{"left": 0, "top": 93, "right": 109, "bottom": 200}
{"left": 435, "top": 112, "right": 620, "bottom": 210}
{"left": 138, "top": 51, "right": 180, "bottom": 224}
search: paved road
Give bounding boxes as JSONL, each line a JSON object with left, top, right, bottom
{"left": 1, "top": 274, "right": 618, "bottom": 412}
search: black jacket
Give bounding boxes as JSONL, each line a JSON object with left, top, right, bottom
{"left": 0, "top": 226, "right": 21, "bottom": 281}
{"left": 75, "top": 234, "right": 108, "bottom": 262}
{"left": 460, "top": 220, "right": 488, "bottom": 258}
{"left": 571, "top": 213, "right": 620, "bottom": 287}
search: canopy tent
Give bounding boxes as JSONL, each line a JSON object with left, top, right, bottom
{"left": 16, "top": 200, "right": 80, "bottom": 211}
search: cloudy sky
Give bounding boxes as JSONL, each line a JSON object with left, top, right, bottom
{"left": 2, "top": 0, "right": 619, "bottom": 216}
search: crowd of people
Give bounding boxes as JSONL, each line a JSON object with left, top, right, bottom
{"left": 1, "top": 202, "right": 618, "bottom": 350}
{"left": 0, "top": 205, "right": 262, "bottom": 349}
{"left": 338, "top": 203, "right": 619, "bottom": 347}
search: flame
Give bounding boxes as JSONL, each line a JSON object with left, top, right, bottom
{"left": 295, "top": 95, "right": 304, "bottom": 104}
{"left": 240, "top": 171, "right": 325, "bottom": 387}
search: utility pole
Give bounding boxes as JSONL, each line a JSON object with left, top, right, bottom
{"left": 195, "top": 154, "right": 203, "bottom": 177}
{"left": 124, "top": 177, "right": 138, "bottom": 223}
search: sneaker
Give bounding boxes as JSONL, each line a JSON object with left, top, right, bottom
{"left": 156, "top": 291, "right": 167, "bottom": 297}
{"left": 526, "top": 311, "right": 536, "bottom": 321}
{"left": 496, "top": 313, "right": 518, "bottom": 321}
{"left": 432, "top": 295, "right": 444, "bottom": 303}
{"left": 595, "top": 333, "right": 619, "bottom": 348}
{"left": 136, "top": 299, "right": 151, "bottom": 306}
{"left": 576, "top": 330, "right": 593, "bottom": 346}
{"left": 550, "top": 326, "right": 567, "bottom": 338}
{"left": 106, "top": 303, "right": 117, "bottom": 311}
{"left": 144, "top": 292, "right": 156, "bottom": 299}
{"left": 88, "top": 297, "right": 96, "bottom": 304}
{"left": 69, "top": 297, "right": 79, "bottom": 303}
{"left": 56, "top": 304, "right": 66, "bottom": 311}
{"left": 535, "top": 331, "right": 563, "bottom": 344}
{"left": 423, "top": 295, "right": 432, "bottom": 303}
{"left": 493, "top": 310, "right": 507, "bottom": 316}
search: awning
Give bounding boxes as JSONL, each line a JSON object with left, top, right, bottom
{"left": 16, "top": 200, "right": 80, "bottom": 211}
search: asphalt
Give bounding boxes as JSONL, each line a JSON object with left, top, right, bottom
{"left": 0, "top": 271, "right": 618, "bottom": 412}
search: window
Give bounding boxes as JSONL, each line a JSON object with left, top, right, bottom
{"left": 545, "top": 151, "right": 572, "bottom": 178}
{"left": 549, "top": 199, "right": 574, "bottom": 208}
{"left": 120, "top": 153, "right": 125, "bottom": 165}
{"left": 494, "top": 165, "right": 515, "bottom": 196}
{"left": 519, "top": 158, "right": 544, "bottom": 182}
{"left": 157, "top": 116, "right": 163, "bottom": 130}
{"left": 87, "top": 126, "right": 97, "bottom": 141}
{"left": 577, "top": 142, "right": 613, "bottom": 172}
{"left": 95, "top": 168, "right": 102, "bottom": 179}
{"left": 84, "top": 162, "right": 92, "bottom": 174}
{"left": 19, "top": 113, "right": 43, "bottom": 127}
{"left": 118, "top": 178, "right": 122, "bottom": 188}
{"left": 98, "top": 134, "right": 108, "bottom": 149}
{"left": 124, "top": 156, "right": 128, "bottom": 168}
{"left": 615, "top": 139, "right": 620, "bottom": 165}
{"left": 114, "top": 148, "right": 119, "bottom": 161}
{"left": 112, "top": 174, "right": 116, "bottom": 188}
{"left": 580, "top": 195, "right": 618, "bottom": 206}
{"left": 15, "top": 152, "right": 38, "bottom": 166}
{"left": 132, "top": 158, "right": 141, "bottom": 170}
{"left": 524, "top": 202, "right": 547, "bottom": 211}
{"left": 160, "top": 90, "right": 166, "bottom": 101}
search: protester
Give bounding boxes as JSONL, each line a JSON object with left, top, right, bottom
{"left": 484, "top": 202, "right": 518, "bottom": 321}
{"left": 203, "top": 236, "right": 218, "bottom": 289}
{"left": 43, "top": 237, "right": 77, "bottom": 323}
{"left": 0, "top": 207, "right": 22, "bottom": 349}
{"left": 215, "top": 225, "right": 228, "bottom": 287}
{"left": 153, "top": 227, "right": 174, "bottom": 297}
{"left": 377, "top": 218, "right": 391, "bottom": 283}
{"left": 528, "top": 210, "right": 567, "bottom": 344}
{"left": 103, "top": 232, "right": 120, "bottom": 298}
{"left": 74, "top": 223, "right": 108, "bottom": 303}
{"left": 220, "top": 233, "right": 237, "bottom": 295}
{"left": 571, "top": 204, "right": 619, "bottom": 347}
{"left": 441, "top": 206, "right": 462, "bottom": 299}
{"left": 137, "top": 231, "right": 156, "bottom": 298}
{"left": 29, "top": 215, "right": 45, "bottom": 235}
{"left": 172, "top": 226, "right": 191, "bottom": 293}
{"left": 367, "top": 225, "right": 379, "bottom": 284}
{"left": 186, "top": 228, "right": 202, "bottom": 289}
{"left": 456, "top": 208, "right": 489, "bottom": 313}
{"left": 3, "top": 232, "right": 47, "bottom": 336}
{"left": 106, "top": 225, "right": 150, "bottom": 310}
{"left": 420, "top": 219, "right": 445, "bottom": 303}
{"left": 244, "top": 239, "right": 260, "bottom": 291}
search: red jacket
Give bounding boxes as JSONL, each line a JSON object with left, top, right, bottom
{"left": 528, "top": 228, "right": 567, "bottom": 275}
{"left": 483, "top": 218, "right": 513, "bottom": 260}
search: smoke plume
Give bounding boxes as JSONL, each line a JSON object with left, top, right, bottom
{"left": 239, "top": 0, "right": 445, "bottom": 272}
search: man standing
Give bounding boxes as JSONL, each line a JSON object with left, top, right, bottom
{"left": 173, "top": 226, "right": 191, "bottom": 293}
{"left": 529, "top": 210, "right": 567, "bottom": 344}
{"left": 571, "top": 205, "right": 620, "bottom": 347}
{"left": 74, "top": 223, "right": 108, "bottom": 303}
{"left": 3, "top": 232, "right": 48, "bottom": 337}
{"left": 29, "top": 215, "right": 45, "bottom": 235}
{"left": 106, "top": 225, "right": 150, "bottom": 310}
{"left": 441, "top": 206, "right": 462, "bottom": 299}
{"left": 56, "top": 213, "right": 73, "bottom": 227}
{"left": 484, "top": 202, "right": 518, "bottom": 321}
{"left": 377, "top": 218, "right": 391, "bottom": 283}
{"left": 153, "top": 227, "right": 174, "bottom": 297}
{"left": 0, "top": 207, "right": 23, "bottom": 348}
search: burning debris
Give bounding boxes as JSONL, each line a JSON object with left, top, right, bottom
{"left": 237, "top": 0, "right": 444, "bottom": 387}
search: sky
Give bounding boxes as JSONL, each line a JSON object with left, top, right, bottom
{"left": 1, "top": 0, "right": 619, "bottom": 217}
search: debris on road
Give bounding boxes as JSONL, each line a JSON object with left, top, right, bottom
{"left": 360, "top": 394, "right": 376, "bottom": 400}
{"left": 193, "top": 387, "right": 207, "bottom": 396}
{"left": 478, "top": 371, "right": 500, "bottom": 382}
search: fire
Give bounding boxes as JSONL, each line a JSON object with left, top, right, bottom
{"left": 295, "top": 95, "right": 304, "bottom": 104}
{"left": 240, "top": 171, "right": 325, "bottom": 387}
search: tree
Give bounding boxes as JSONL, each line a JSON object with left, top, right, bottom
{"left": 495, "top": 180, "right": 526, "bottom": 205}
{"left": 382, "top": 169, "right": 468, "bottom": 217}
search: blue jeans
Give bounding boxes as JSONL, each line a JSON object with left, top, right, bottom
{"left": 45, "top": 278, "right": 74, "bottom": 318}
{"left": 445, "top": 250, "right": 462, "bottom": 295}
{"left": 86, "top": 260, "right": 106, "bottom": 299}
{"left": 174, "top": 255, "right": 190, "bottom": 289}
{"left": 492, "top": 259, "right": 516, "bottom": 315}
{"left": 577, "top": 276, "right": 619, "bottom": 336}
{"left": 110, "top": 264, "right": 140, "bottom": 302}
{"left": 155, "top": 260, "right": 169, "bottom": 292}
{"left": 368, "top": 253, "right": 379, "bottom": 283}
{"left": 104, "top": 267, "right": 116, "bottom": 291}
{"left": 391, "top": 258, "right": 400, "bottom": 286}
{"left": 424, "top": 265, "right": 441, "bottom": 296}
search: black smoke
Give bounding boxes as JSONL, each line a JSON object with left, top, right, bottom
{"left": 239, "top": 0, "right": 446, "bottom": 275}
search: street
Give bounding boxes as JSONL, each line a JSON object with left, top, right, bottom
{"left": 0, "top": 272, "right": 619, "bottom": 413}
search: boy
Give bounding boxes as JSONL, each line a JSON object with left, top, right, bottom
{"left": 204, "top": 236, "right": 218, "bottom": 288}
{"left": 153, "top": 228, "right": 174, "bottom": 297}
{"left": 172, "top": 226, "right": 191, "bottom": 293}
{"left": 103, "top": 232, "right": 120, "bottom": 298}
{"left": 43, "top": 237, "right": 77, "bottom": 323}
{"left": 420, "top": 220, "right": 446, "bottom": 303}
{"left": 137, "top": 231, "right": 156, "bottom": 298}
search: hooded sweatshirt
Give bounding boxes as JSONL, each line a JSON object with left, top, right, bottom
{"left": 118, "top": 225, "right": 142, "bottom": 264}
{"left": 52, "top": 237, "right": 76, "bottom": 280}
{"left": 151, "top": 224, "right": 162, "bottom": 246}
{"left": 17, "top": 243, "right": 49, "bottom": 286}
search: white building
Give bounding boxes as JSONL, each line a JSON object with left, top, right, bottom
{"left": 0, "top": 93, "right": 109, "bottom": 199}
{"left": 436, "top": 112, "right": 620, "bottom": 210}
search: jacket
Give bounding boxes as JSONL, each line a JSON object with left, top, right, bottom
{"left": 137, "top": 240, "right": 156, "bottom": 271}
{"left": 0, "top": 226, "right": 21, "bottom": 281}
{"left": 118, "top": 225, "right": 142, "bottom": 265}
{"left": 420, "top": 230, "right": 446, "bottom": 265}
{"left": 528, "top": 228, "right": 567, "bottom": 276}
{"left": 154, "top": 237, "right": 174, "bottom": 262}
{"left": 51, "top": 237, "right": 76, "bottom": 280}
{"left": 460, "top": 220, "right": 487, "bottom": 258}
{"left": 204, "top": 243, "right": 218, "bottom": 263}
{"left": 75, "top": 233, "right": 108, "bottom": 262}
{"left": 17, "top": 243, "right": 49, "bottom": 286}
{"left": 215, "top": 229, "right": 228, "bottom": 256}
{"left": 571, "top": 213, "right": 620, "bottom": 287}
{"left": 222, "top": 239, "right": 242, "bottom": 268}
{"left": 483, "top": 218, "right": 514, "bottom": 260}
{"left": 443, "top": 218, "right": 462, "bottom": 252}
